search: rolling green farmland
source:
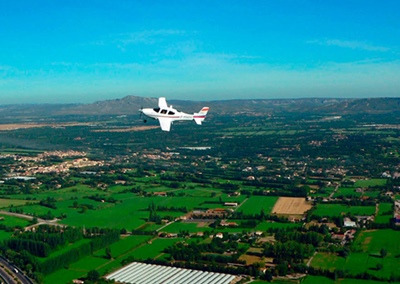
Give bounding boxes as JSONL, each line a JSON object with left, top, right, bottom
{"left": 1, "top": 99, "right": 400, "bottom": 283}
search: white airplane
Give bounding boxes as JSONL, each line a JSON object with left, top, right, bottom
{"left": 139, "top": 97, "right": 209, "bottom": 131}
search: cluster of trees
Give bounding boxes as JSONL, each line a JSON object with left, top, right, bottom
{"left": 39, "top": 197, "right": 57, "bottom": 209}
{"left": 39, "top": 228, "right": 119, "bottom": 275}
{"left": 263, "top": 241, "right": 315, "bottom": 264}
{"left": 153, "top": 205, "right": 188, "bottom": 213}
{"left": 230, "top": 210, "right": 290, "bottom": 223}
{"left": 86, "top": 194, "right": 117, "bottom": 203}
{"left": 275, "top": 230, "right": 325, "bottom": 247}
{"left": 5, "top": 226, "right": 84, "bottom": 257}
{"left": 147, "top": 202, "right": 175, "bottom": 223}
{"left": 165, "top": 237, "right": 245, "bottom": 264}
{"left": 308, "top": 266, "right": 400, "bottom": 282}
{"left": 262, "top": 229, "right": 327, "bottom": 265}
{"left": 1, "top": 225, "right": 120, "bottom": 278}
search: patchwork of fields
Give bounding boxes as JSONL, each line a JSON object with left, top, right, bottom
{"left": 311, "top": 230, "right": 400, "bottom": 280}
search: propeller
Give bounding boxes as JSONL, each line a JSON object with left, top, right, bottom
{"left": 139, "top": 106, "right": 147, "bottom": 122}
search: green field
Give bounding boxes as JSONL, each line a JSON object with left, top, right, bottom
{"left": 44, "top": 268, "right": 85, "bottom": 284}
{"left": 309, "top": 186, "right": 335, "bottom": 198}
{"left": 0, "top": 198, "right": 35, "bottom": 208}
{"left": 122, "top": 237, "right": 182, "bottom": 260}
{"left": 0, "top": 214, "right": 31, "bottom": 227}
{"left": 255, "top": 221, "right": 302, "bottom": 231}
{"left": 68, "top": 255, "right": 109, "bottom": 274}
{"left": 93, "top": 235, "right": 152, "bottom": 258}
{"left": 302, "top": 275, "right": 334, "bottom": 284}
{"left": 312, "top": 204, "right": 375, "bottom": 218}
{"left": 311, "top": 229, "right": 400, "bottom": 280}
{"left": 375, "top": 203, "right": 393, "bottom": 224}
{"left": 0, "top": 230, "right": 13, "bottom": 242}
{"left": 332, "top": 187, "right": 362, "bottom": 199}
{"left": 236, "top": 196, "right": 279, "bottom": 215}
{"left": 5, "top": 185, "right": 99, "bottom": 201}
{"left": 353, "top": 179, "right": 387, "bottom": 188}
{"left": 362, "top": 190, "right": 381, "bottom": 198}
{"left": 161, "top": 221, "right": 211, "bottom": 233}
{"left": 302, "top": 275, "right": 386, "bottom": 284}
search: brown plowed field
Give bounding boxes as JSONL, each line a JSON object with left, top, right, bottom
{"left": 272, "top": 197, "right": 312, "bottom": 215}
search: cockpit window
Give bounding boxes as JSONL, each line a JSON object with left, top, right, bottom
{"left": 168, "top": 111, "right": 175, "bottom": 115}
{"left": 153, "top": 108, "right": 160, "bottom": 113}
{"left": 160, "top": 109, "right": 167, "bottom": 114}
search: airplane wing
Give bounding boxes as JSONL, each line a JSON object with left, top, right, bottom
{"left": 158, "top": 118, "right": 172, "bottom": 131}
{"left": 158, "top": 97, "right": 168, "bottom": 109}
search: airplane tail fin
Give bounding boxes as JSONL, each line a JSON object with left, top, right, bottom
{"left": 194, "top": 107, "right": 209, "bottom": 125}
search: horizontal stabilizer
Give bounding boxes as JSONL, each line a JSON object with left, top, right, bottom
{"left": 194, "top": 107, "right": 209, "bottom": 125}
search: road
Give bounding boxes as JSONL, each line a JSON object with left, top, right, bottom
{"left": 0, "top": 210, "right": 63, "bottom": 231}
{"left": 0, "top": 257, "right": 34, "bottom": 284}
{"left": 328, "top": 185, "right": 339, "bottom": 199}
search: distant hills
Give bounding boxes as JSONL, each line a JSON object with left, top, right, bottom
{"left": 0, "top": 96, "right": 399, "bottom": 118}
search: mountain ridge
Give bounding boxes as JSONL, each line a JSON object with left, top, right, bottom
{"left": 0, "top": 96, "right": 399, "bottom": 117}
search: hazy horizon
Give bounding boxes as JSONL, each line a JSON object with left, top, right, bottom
{"left": 1, "top": 1, "right": 399, "bottom": 104}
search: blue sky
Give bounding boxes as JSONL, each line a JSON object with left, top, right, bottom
{"left": 0, "top": 0, "right": 399, "bottom": 103}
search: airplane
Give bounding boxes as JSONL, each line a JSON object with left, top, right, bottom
{"left": 139, "top": 97, "right": 209, "bottom": 131}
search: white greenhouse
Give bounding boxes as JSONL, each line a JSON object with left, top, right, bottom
{"left": 106, "top": 262, "right": 238, "bottom": 284}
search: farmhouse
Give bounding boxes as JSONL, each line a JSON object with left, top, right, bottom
{"left": 215, "top": 232, "right": 224, "bottom": 239}
{"left": 220, "top": 220, "right": 238, "bottom": 227}
{"left": 395, "top": 215, "right": 400, "bottom": 225}
{"left": 343, "top": 217, "right": 357, "bottom": 228}
{"left": 191, "top": 208, "right": 229, "bottom": 218}
{"left": 206, "top": 208, "right": 228, "bottom": 217}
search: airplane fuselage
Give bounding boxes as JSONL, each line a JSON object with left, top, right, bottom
{"left": 141, "top": 107, "right": 207, "bottom": 122}
{"left": 139, "top": 97, "right": 209, "bottom": 131}
{"left": 140, "top": 108, "right": 195, "bottom": 121}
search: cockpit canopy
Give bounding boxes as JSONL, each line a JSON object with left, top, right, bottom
{"left": 153, "top": 108, "right": 175, "bottom": 115}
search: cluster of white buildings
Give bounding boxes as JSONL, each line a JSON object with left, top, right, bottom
{"left": 3, "top": 151, "right": 104, "bottom": 176}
